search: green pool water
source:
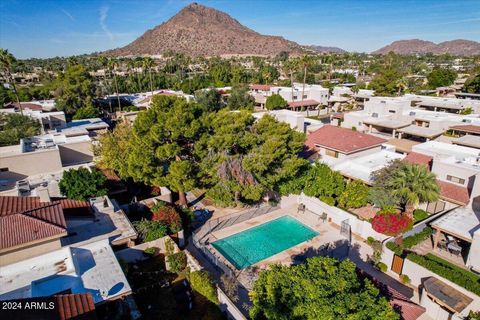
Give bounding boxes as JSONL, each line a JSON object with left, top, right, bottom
{"left": 211, "top": 215, "right": 319, "bottom": 269}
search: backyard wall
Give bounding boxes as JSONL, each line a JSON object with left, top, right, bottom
{"left": 218, "top": 289, "right": 248, "bottom": 320}
{"left": 281, "top": 194, "right": 388, "bottom": 241}
{"left": 381, "top": 247, "right": 480, "bottom": 318}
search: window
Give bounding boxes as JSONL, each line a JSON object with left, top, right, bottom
{"left": 303, "top": 95, "right": 308, "bottom": 99}
{"left": 447, "top": 175, "right": 465, "bottom": 185}
{"left": 325, "top": 149, "right": 339, "bottom": 158}
{"left": 293, "top": 95, "right": 298, "bottom": 99}
{"left": 388, "top": 110, "right": 396, "bottom": 113}
{"left": 358, "top": 122, "right": 363, "bottom": 126}
{"left": 0, "top": 168, "right": 8, "bottom": 172}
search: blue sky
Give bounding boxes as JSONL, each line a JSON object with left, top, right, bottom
{"left": 1, "top": 0, "right": 480, "bottom": 59}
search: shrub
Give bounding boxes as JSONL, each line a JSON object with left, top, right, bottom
{"left": 468, "top": 311, "right": 480, "bottom": 320}
{"left": 265, "top": 94, "right": 288, "bottom": 110}
{"left": 164, "top": 237, "right": 175, "bottom": 256}
{"left": 402, "top": 227, "right": 432, "bottom": 248}
{"left": 338, "top": 181, "right": 370, "bottom": 209}
{"left": 151, "top": 205, "right": 183, "bottom": 233}
{"left": 367, "top": 237, "right": 375, "bottom": 245}
{"left": 413, "top": 209, "right": 429, "bottom": 223}
{"left": 319, "top": 196, "right": 335, "bottom": 206}
{"left": 133, "top": 219, "right": 168, "bottom": 242}
{"left": 167, "top": 252, "right": 187, "bottom": 273}
{"left": 400, "top": 274, "right": 410, "bottom": 284}
{"left": 386, "top": 227, "right": 433, "bottom": 255}
{"left": 376, "top": 262, "right": 387, "bottom": 272}
{"left": 407, "top": 253, "right": 480, "bottom": 295}
{"left": 372, "top": 214, "right": 412, "bottom": 236}
{"left": 144, "top": 247, "right": 156, "bottom": 256}
{"left": 190, "top": 270, "right": 219, "bottom": 304}
{"left": 386, "top": 242, "right": 403, "bottom": 256}
{"left": 59, "top": 167, "right": 107, "bottom": 201}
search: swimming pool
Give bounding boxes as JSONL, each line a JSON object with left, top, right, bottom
{"left": 211, "top": 215, "right": 319, "bottom": 269}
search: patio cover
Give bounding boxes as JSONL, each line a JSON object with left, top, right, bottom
{"left": 363, "top": 118, "right": 411, "bottom": 129}
{"left": 431, "top": 207, "right": 480, "bottom": 242}
{"left": 453, "top": 135, "right": 480, "bottom": 149}
{"left": 423, "top": 277, "right": 473, "bottom": 313}
{"left": 398, "top": 125, "right": 444, "bottom": 139}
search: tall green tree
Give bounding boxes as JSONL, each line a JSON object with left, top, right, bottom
{"left": 463, "top": 74, "right": 480, "bottom": 93}
{"left": 369, "top": 67, "right": 403, "bottom": 96}
{"left": 107, "top": 58, "right": 122, "bottom": 111}
{"left": 0, "top": 113, "right": 41, "bottom": 146}
{"left": 227, "top": 84, "right": 254, "bottom": 110}
{"left": 54, "top": 63, "right": 95, "bottom": 116}
{"left": 125, "top": 96, "right": 203, "bottom": 206}
{"left": 250, "top": 256, "right": 399, "bottom": 320}
{"left": 0, "top": 49, "right": 23, "bottom": 115}
{"left": 427, "top": 67, "right": 457, "bottom": 89}
{"left": 265, "top": 94, "right": 288, "bottom": 110}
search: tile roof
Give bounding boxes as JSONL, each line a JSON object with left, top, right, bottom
{"left": 305, "top": 125, "right": 387, "bottom": 154}
{"left": 0, "top": 196, "right": 68, "bottom": 250}
{"left": 288, "top": 99, "right": 320, "bottom": 108}
{"left": 449, "top": 124, "right": 480, "bottom": 134}
{"left": 437, "top": 180, "right": 470, "bottom": 206}
{"left": 55, "top": 293, "right": 97, "bottom": 320}
{"left": 403, "top": 152, "right": 433, "bottom": 167}
{"left": 250, "top": 84, "right": 272, "bottom": 91}
{"left": 357, "top": 269, "right": 425, "bottom": 320}
{"left": 0, "top": 196, "right": 42, "bottom": 216}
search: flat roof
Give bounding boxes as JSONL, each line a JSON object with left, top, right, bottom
{"left": 363, "top": 118, "right": 411, "bottom": 129}
{"left": 453, "top": 135, "right": 480, "bottom": 149}
{"left": 332, "top": 150, "right": 405, "bottom": 184}
{"left": 398, "top": 125, "right": 444, "bottom": 138}
{"left": 412, "top": 141, "right": 480, "bottom": 159}
{"left": 432, "top": 207, "right": 479, "bottom": 241}
{"left": 386, "top": 138, "right": 421, "bottom": 153}
{"left": 63, "top": 198, "right": 137, "bottom": 246}
{"left": 0, "top": 239, "right": 131, "bottom": 304}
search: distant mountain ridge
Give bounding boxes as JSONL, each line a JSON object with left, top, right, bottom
{"left": 374, "top": 39, "right": 480, "bottom": 56}
{"left": 106, "top": 3, "right": 304, "bottom": 57}
{"left": 306, "top": 45, "right": 347, "bottom": 54}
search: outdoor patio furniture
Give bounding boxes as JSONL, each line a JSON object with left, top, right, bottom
{"left": 320, "top": 212, "right": 328, "bottom": 223}
{"left": 297, "top": 203, "right": 306, "bottom": 214}
{"left": 448, "top": 242, "right": 462, "bottom": 256}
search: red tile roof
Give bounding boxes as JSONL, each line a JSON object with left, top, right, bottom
{"left": 305, "top": 125, "right": 387, "bottom": 154}
{"left": 0, "top": 196, "right": 42, "bottom": 216}
{"left": 390, "top": 298, "right": 426, "bottom": 320}
{"left": 55, "top": 293, "right": 97, "bottom": 320}
{"left": 450, "top": 124, "right": 480, "bottom": 134}
{"left": 0, "top": 196, "right": 68, "bottom": 250}
{"left": 437, "top": 180, "right": 470, "bottom": 206}
{"left": 403, "top": 152, "right": 433, "bottom": 167}
{"left": 250, "top": 84, "right": 272, "bottom": 91}
{"left": 288, "top": 99, "right": 320, "bottom": 108}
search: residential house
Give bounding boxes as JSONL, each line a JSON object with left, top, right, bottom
{"left": 304, "top": 125, "right": 387, "bottom": 165}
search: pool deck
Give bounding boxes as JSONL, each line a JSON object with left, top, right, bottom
{"left": 206, "top": 205, "right": 350, "bottom": 289}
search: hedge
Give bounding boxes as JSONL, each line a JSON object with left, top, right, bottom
{"left": 385, "top": 227, "right": 433, "bottom": 256}
{"left": 167, "top": 252, "right": 187, "bottom": 274}
{"left": 413, "top": 209, "right": 429, "bottom": 223}
{"left": 407, "top": 253, "right": 480, "bottom": 295}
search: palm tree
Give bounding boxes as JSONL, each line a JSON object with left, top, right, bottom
{"left": 283, "top": 59, "right": 298, "bottom": 105}
{"left": 0, "top": 49, "right": 23, "bottom": 115}
{"left": 142, "top": 57, "right": 155, "bottom": 96}
{"left": 387, "top": 163, "right": 440, "bottom": 219}
{"left": 107, "top": 58, "right": 122, "bottom": 111}
{"left": 396, "top": 77, "right": 408, "bottom": 96}
{"left": 98, "top": 56, "right": 113, "bottom": 112}
{"left": 299, "top": 55, "right": 316, "bottom": 115}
